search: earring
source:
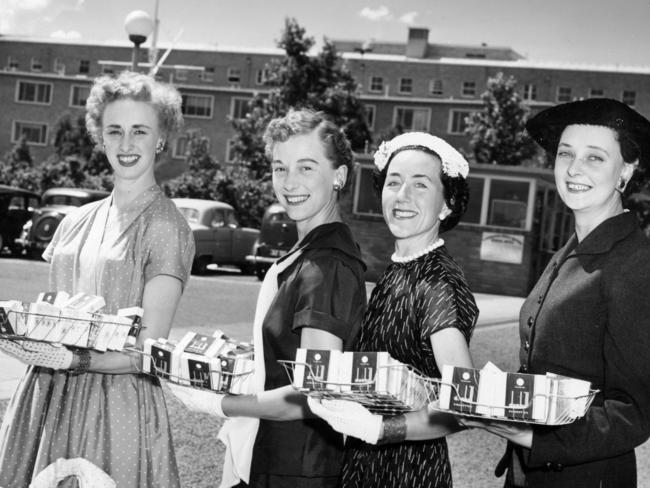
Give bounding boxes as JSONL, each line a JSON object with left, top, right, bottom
{"left": 333, "top": 183, "right": 341, "bottom": 191}
{"left": 156, "top": 141, "right": 165, "bottom": 154}
{"left": 617, "top": 177, "right": 627, "bottom": 193}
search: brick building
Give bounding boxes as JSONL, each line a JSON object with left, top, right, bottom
{"left": 0, "top": 27, "right": 647, "bottom": 295}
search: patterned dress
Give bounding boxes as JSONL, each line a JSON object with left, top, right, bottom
{"left": 0, "top": 185, "right": 195, "bottom": 488}
{"left": 341, "top": 246, "right": 477, "bottom": 488}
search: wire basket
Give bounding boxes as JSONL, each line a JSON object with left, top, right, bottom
{"left": 0, "top": 308, "right": 142, "bottom": 350}
{"left": 279, "top": 359, "right": 436, "bottom": 415}
{"left": 128, "top": 347, "right": 254, "bottom": 395}
{"left": 426, "top": 377, "right": 599, "bottom": 425}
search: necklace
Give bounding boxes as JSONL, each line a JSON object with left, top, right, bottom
{"left": 391, "top": 238, "right": 444, "bottom": 263}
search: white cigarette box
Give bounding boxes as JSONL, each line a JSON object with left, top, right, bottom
{"left": 293, "top": 349, "right": 341, "bottom": 391}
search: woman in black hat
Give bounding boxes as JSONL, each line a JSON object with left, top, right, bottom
{"left": 461, "top": 98, "right": 650, "bottom": 487}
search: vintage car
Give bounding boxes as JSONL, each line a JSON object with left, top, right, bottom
{"left": 246, "top": 203, "right": 298, "bottom": 280}
{"left": 16, "top": 187, "right": 109, "bottom": 258}
{"left": 0, "top": 185, "right": 41, "bottom": 257}
{"left": 172, "top": 198, "right": 260, "bottom": 275}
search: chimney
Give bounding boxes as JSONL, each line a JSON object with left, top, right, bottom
{"left": 406, "top": 27, "right": 429, "bottom": 58}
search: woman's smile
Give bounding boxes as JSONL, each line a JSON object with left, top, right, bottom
{"left": 117, "top": 154, "right": 141, "bottom": 167}
{"left": 565, "top": 181, "right": 592, "bottom": 192}
{"left": 392, "top": 208, "right": 418, "bottom": 219}
{"left": 284, "top": 194, "right": 310, "bottom": 205}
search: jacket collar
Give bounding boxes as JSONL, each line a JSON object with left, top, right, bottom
{"left": 569, "top": 211, "right": 638, "bottom": 256}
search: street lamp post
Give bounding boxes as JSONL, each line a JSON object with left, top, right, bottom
{"left": 124, "top": 10, "right": 154, "bottom": 71}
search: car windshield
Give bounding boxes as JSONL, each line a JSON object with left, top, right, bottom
{"left": 177, "top": 207, "right": 199, "bottom": 223}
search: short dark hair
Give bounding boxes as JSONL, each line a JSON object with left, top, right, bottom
{"left": 372, "top": 145, "right": 469, "bottom": 233}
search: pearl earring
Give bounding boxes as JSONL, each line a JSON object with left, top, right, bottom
{"left": 156, "top": 141, "right": 165, "bottom": 154}
{"left": 617, "top": 177, "right": 627, "bottom": 193}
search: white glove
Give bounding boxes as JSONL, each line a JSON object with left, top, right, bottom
{"left": 307, "top": 397, "right": 383, "bottom": 444}
{"left": 0, "top": 339, "right": 73, "bottom": 370}
{"left": 166, "top": 382, "right": 228, "bottom": 418}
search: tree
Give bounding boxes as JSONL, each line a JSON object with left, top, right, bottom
{"left": 230, "top": 17, "right": 371, "bottom": 179}
{"left": 465, "top": 72, "right": 542, "bottom": 166}
{"left": 0, "top": 137, "right": 41, "bottom": 192}
{"left": 163, "top": 132, "right": 220, "bottom": 200}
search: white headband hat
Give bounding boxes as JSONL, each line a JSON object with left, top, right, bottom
{"left": 373, "top": 132, "right": 470, "bottom": 179}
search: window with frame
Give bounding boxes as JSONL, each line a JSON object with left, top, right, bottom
{"left": 13, "top": 121, "right": 48, "bottom": 145}
{"left": 365, "top": 104, "right": 376, "bottom": 131}
{"left": 227, "top": 67, "right": 241, "bottom": 84}
{"left": 79, "top": 60, "right": 90, "bottom": 74}
{"left": 175, "top": 69, "right": 188, "bottom": 81}
{"left": 369, "top": 76, "right": 384, "bottom": 93}
{"left": 589, "top": 88, "right": 604, "bottom": 98}
{"left": 464, "top": 177, "right": 484, "bottom": 224}
{"left": 394, "top": 106, "right": 430, "bottom": 131}
{"left": 557, "top": 86, "right": 572, "bottom": 102}
{"left": 173, "top": 136, "right": 189, "bottom": 159}
{"left": 6, "top": 56, "right": 18, "bottom": 71}
{"left": 102, "top": 67, "right": 114, "bottom": 75}
{"left": 181, "top": 94, "right": 213, "bottom": 118}
{"left": 399, "top": 78, "right": 413, "bottom": 94}
{"left": 16, "top": 81, "right": 52, "bottom": 104}
{"left": 352, "top": 164, "right": 382, "bottom": 217}
{"left": 225, "top": 139, "right": 237, "bottom": 163}
{"left": 461, "top": 81, "right": 476, "bottom": 97}
{"left": 462, "top": 176, "right": 532, "bottom": 229}
{"left": 448, "top": 110, "right": 473, "bottom": 135}
{"left": 622, "top": 90, "right": 636, "bottom": 106}
{"left": 70, "top": 85, "right": 90, "bottom": 107}
{"left": 523, "top": 84, "right": 537, "bottom": 101}
{"left": 53, "top": 58, "right": 65, "bottom": 75}
{"left": 230, "top": 97, "right": 251, "bottom": 119}
{"left": 256, "top": 69, "right": 270, "bottom": 85}
{"left": 430, "top": 79, "right": 443, "bottom": 96}
{"left": 201, "top": 67, "right": 215, "bottom": 82}
{"left": 31, "top": 58, "right": 42, "bottom": 72}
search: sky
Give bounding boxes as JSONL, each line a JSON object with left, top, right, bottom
{"left": 2, "top": 0, "right": 650, "bottom": 67}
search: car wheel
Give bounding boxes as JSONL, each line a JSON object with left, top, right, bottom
{"left": 255, "top": 265, "right": 268, "bottom": 281}
{"left": 192, "top": 256, "right": 210, "bottom": 275}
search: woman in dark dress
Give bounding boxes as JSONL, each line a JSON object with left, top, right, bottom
{"left": 168, "top": 108, "right": 367, "bottom": 488}
{"left": 461, "top": 98, "right": 650, "bottom": 488}
{"left": 310, "top": 132, "right": 478, "bottom": 487}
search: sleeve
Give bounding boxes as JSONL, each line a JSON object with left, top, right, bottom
{"left": 417, "top": 277, "right": 470, "bottom": 343}
{"left": 527, "top": 248, "right": 650, "bottom": 468}
{"left": 290, "top": 253, "right": 365, "bottom": 342}
{"left": 42, "top": 212, "right": 74, "bottom": 263}
{"left": 143, "top": 212, "right": 196, "bottom": 289}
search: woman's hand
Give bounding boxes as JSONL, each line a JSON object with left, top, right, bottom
{"left": 0, "top": 339, "right": 73, "bottom": 370}
{"left": 457, "top": 416, "right": 533, "bottom": 448}
{"left": 165, "top": 382, "right": 228, "bottom": 418}
{"left": 307, "top": 397, "right": 383, "bottom": 444}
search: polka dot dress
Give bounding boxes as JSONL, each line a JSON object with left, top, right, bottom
{"left": 341, "top": 246, "right": 478, "bottom": 488}
{"left": 0, "top": 185, "right": 195, "bottom": 488}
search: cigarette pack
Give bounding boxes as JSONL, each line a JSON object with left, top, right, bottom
{"left": 117, "top": 307, "right": 144, "bottom": 347}
{"left": 503, "top": 372, "right": 549, "bottom": 421}
{"left": 26, "top": 302, "right": 61, "bottom": 341}
{"left": 476, "top": 362, "right": 507, "bottom": 417}
{"left": 547, "top": 373, "right": 591, "bottom": 422}
{"left": 338, "top": 351, "right": 391, "bottom": 392}
{"left": 85, "top": 314, "right": 103, "bottom": 350}
{"left": 439, "top": 365, "right": 480, "bottom": 414}
{"left": 143, "top": 338, "right": 176, "bottom": 380}
{"left": 178, "top": 332, "right": 224, "bottom": 386}
{"left": 0, "top": 301, "right": 21, "bottom": 335}
{"left": 293, "top": 349, "right": 341, "bottom": 391}
{"left": 92, "top": 316, "right": 118, "bottom": 352}
{"left": 61, "top": 293, "right": 106, "bottom": 313}
{"left": 106, "top": 316, "right": 133, "bottom": 351}
{"left": 37, "top": 291, "right": 70, "bottom": 307}
{"left": 58, "top": 309, "right": 93, "bottom": 347}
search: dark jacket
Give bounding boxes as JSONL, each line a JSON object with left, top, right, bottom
{"left": 514, "top": 212, "right": 650, "bottom": 487}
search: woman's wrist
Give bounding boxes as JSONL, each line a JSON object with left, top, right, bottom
{"left": 69, "top": 348, "right": 91, "bottom": 374}
{"left": 377, "top": 414, "right": 407, "bottom": 445}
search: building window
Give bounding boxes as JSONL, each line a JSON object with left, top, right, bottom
{"left": 6, "top": 56, "right": 18, "bottom": 71}
{"left": 173, "top": 136, "right": 189, "bottom": 159}
{"left": 399, "top": 78, "right": 413, "bottom": 94}
{"left": 353, "top": 164, "right": 382, "bottom": 217}
{"left": 102, "top": 67, "right": 114, "bottom": 75}
{"left": 523, "top": 84, "right": 537, "bottom": 101}
{"left": 589, "top": 88, "right": 604, "bottom": 98}
{"left": 369, "top": 76, "right": 384, "bottom": 93}
{"left": 53, "top": 58, "right": 65, "bottom": 75}
{"left": 461, "top": 81, "right": 476, "bottom": 97}
{"left": 31, "top": 58, "right": 42, "bottom": 72}
{"left": 394, "top": 107, "right": 430, "bottom": 131}
{"left": 448, "top": 109, "right": 473, "bottom": 135}
{"left": 365, "top": 104, "right": 376, "bottom": 131}
{"left": 462, "top": 175, "right": 532, "bottom": 230}
{"left": 256, "top": 69, "right": 269, "bottom": 85}
{"left": 181, "top": 94, "right": 213, "bottom": 118}
{"left": 175, "top": 69, "right": 188, "bottom": 82}
{"left": 430, "top": 79, "right": 443, "bottom": 96}
{"left": 70, "top": 85, "right": 90, "bottom": 107}
{"left": 201, "top": 67, "right": 215, "bottom": 82}
{"left": 622, "top": 90, "right": 636, "bottom": 106}
{"left": 13, "top": 121, "right": 48, "bottom": 145}
{"left": 230, "top": 97, "right": 251, "bottom": 119}
{"left": 557, "top": 87, "right": 572, "bottom": 102}
{"left": 227, "top": 67, "right": 241, "bottom": 84}
{"left": 16, "top": 81, "right": 52, "bottom": 105}
{"left": 79, "top": 60, "right": 90, "bottom": 74}
{"left": 225, "top": 139, "right": 238, "bottom": 163}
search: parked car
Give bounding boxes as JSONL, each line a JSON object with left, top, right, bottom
{"left": 0, "top": 185, "right": 41, "bottom": 257}
{"left": 246, "top": 203, "right": 298, "bottom": 280}
{"left": 16, "top": 187, "right": 110, "bottom": 259}
{"left": 172, "top": 198, "right": 260, "bottom": 275}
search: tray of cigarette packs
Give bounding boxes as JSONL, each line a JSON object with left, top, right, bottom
{"left": 134, "top": 331, "right": 255, "bottom": 394}
{"left": 0, "top": 291, "right": 144, "bottom": 351}
{"left": 279, "top": 349, "right": 436, "bottom": 415}
{"left": 428, "top": 362, "right": 599, "bottom": 426}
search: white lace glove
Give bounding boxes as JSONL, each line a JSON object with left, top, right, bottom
{"left": 307, "top": 397, "right": 383, "bottom": 444}
{"left": 0, "top": 339, "right": 73, "bottom": 370}
{"left": 166, "top": 382, "right": 228, "bottom": 418}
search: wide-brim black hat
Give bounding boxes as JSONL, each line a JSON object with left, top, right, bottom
{"left": 526, "top": 98, "right": 650, "bottom": 169}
